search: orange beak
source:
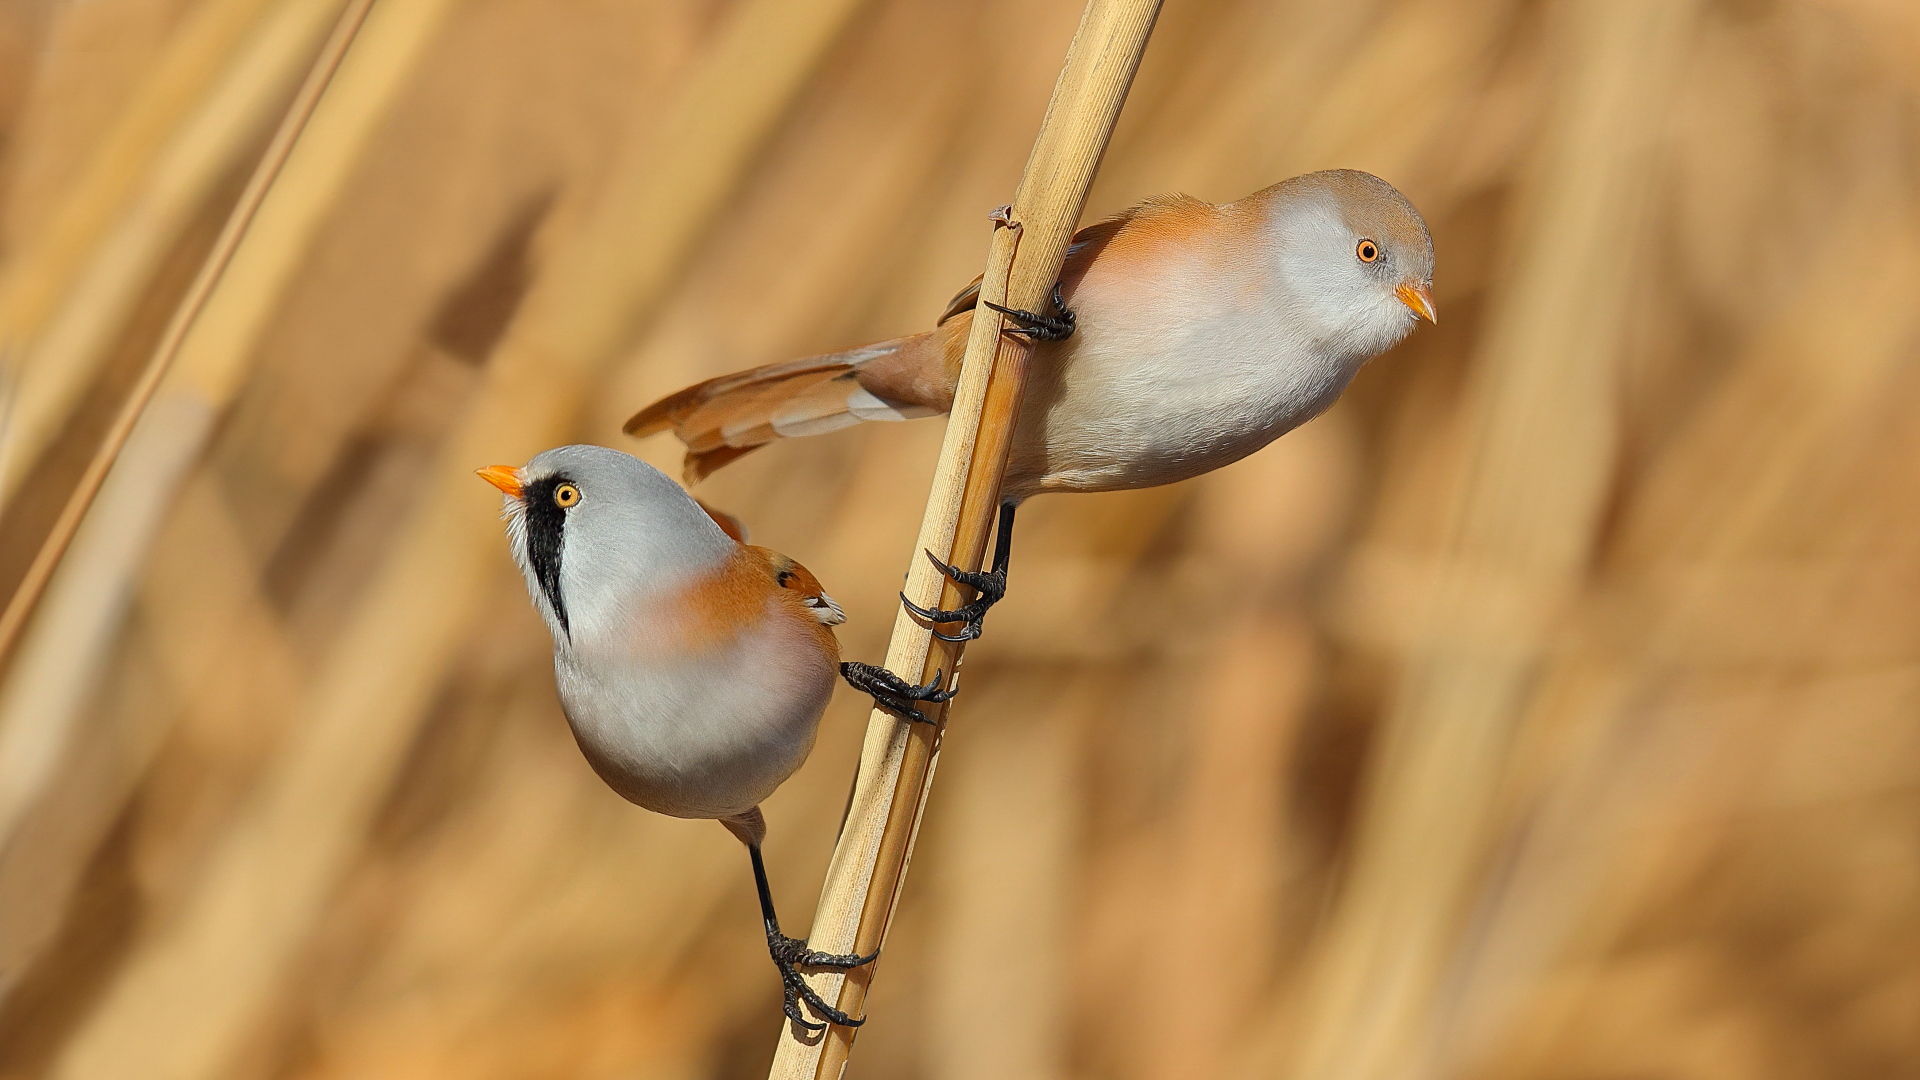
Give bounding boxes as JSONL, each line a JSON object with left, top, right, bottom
{"left": 1396, "top": 282, "right": 1438, "bottom": 324}
{"left": 476, "top": 465, "right": 524, "bottom": 498}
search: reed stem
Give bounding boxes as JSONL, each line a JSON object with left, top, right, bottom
{"left": 765, "top": 1, "right": 1161, "bottom": 1074}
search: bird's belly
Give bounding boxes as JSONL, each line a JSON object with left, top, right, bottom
{"left": 1012, "top": 322, "right": 1355, "bottom": 497}
{"left": 551, "top": 620, "right": 832, "bottom": 820}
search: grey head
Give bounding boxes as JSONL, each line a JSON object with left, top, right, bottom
{"left": 1260, "top": 169, "right": 1436, "bottom": 361}
{"left": 487, "top": 444, "right": 734, "bottom": 645}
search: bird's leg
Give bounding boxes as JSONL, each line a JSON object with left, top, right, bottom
{"left": 840, "top": 661, "right": 953, "bottom": 725}
{"left": 984, "top": 281, "right": 1075, "bottom": 341}
{"left": 900, "top": 502, "right": 1016, "bottom": 643}
{"left": 750, "top": 842, "right": 877, "bottom": 1032}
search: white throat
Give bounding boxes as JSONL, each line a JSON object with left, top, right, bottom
{"left": 1270, "top": 197, "right": 1416, "bottom": 363}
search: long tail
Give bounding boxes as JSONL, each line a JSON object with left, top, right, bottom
{"left": 624, "top": 333, "right": 948, "bottom": 484}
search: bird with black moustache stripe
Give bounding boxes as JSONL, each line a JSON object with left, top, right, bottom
{"left": 477, "top": 445, "right": 920, "bottom": 1033}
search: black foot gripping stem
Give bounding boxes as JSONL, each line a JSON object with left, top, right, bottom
{"left": 841, "top": 661, "right": 954, "bottom": 725}
{"left": 984, "top": 281, "right": 1075, "bottom": 341}
{"left": 899, "top": 553, "right": 1005, "bottom": 643}
{"left": 898, "top": 502, "right": 1018, "bottom": 644}
{"left": 751, "top": 844, "right": 877, "bottom": 1033}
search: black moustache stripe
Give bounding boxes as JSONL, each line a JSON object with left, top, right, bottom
{"left": 522, "top": 474, "right": 570, "bottom": 637}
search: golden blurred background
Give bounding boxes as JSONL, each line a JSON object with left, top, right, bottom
{"left": 0, "top": 0, "right": 1917, "bottom": 1077}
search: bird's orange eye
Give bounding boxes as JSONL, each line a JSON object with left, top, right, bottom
{"left": 1356, "top": 239, "right": 1380, "bottom": 263}
{"left": 554, "top": 483, "right": 580, "bottom": 508}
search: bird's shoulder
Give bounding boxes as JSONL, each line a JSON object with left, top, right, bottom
{"left": 935, "top": 193, "right": 1221, "bottom": 326}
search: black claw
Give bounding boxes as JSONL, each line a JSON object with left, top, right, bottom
{"left": 923, "top": 549, "right": 1004, "bottom": 595}
{"left": 768, "top": 925, "right": 873, "bottom": 1029}
{"left": 900, "top": 594, "right": 986, "bottom": 643}
{"left": 782, "top": 984, "right": 825, "bottom": 1033}
{"left": 751, "top": 842, "right": 875, "bottom": 1032}
{"left": 842, "top": 661, "right": 954, "bottom": 725}
{"left": 984, "top": 281, "right": 1076, "bottom": 341}
{"left": 899, "top": 549, "right": 1005, "bottom": 642}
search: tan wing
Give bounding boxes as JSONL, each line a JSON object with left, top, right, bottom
{"left": 696, "top": 500, "right": 748, "bottom": 543}
{"left": 935, "top": 204, "right": 1143, "bottom": 325}
{"left": 938, "top": 275, "right": 984, "bottom": 326}
{"left": 626, "top": 192, "right": 1212, "bottom": 484}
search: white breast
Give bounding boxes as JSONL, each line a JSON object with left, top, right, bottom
{"left": 550, "top": 597, "right": 832, "bottom": 820}
{"left": 1010, "top": 257, "right": 1366, "bottom": 498}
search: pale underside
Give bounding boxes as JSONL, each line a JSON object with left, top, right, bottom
{"left": 553, "top": 588, "right": 835, "bottom": 821}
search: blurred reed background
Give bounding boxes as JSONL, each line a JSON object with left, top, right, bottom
{"left": 0, "top": 0, "right": 1916, "bottom": 1077}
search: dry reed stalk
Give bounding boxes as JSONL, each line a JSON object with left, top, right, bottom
{"left": 765, "top": 1, "right": 1161, "bottom": 1074}
{"left": 1284, "top": 3, "right": 1697, "bottom": 1079}
{"left": 0, "top": 0, "right": 379, "bottom": 676}
{"left": 0, "top": 400, "right": 211, "bottom": 862}
{"left": 0, "top": 0, "right": 344, "bottom": 509}
{"left": 0, "top": 0, "right": 458, "bottom": 894}
{"left": 0, "top": 0, "right": 278, "bottom": 353}
{"left": 0, "top": 0, "right": 456, "bottom": 1005}
{"left": 0, "top": 0, "right": 423, "bottom": 951}
{"left": 44, "top": 4, "right": 864, "bottom": 1077}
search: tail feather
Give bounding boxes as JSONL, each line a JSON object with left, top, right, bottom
{"left": 624, "top": 333, "right": 945, "bottom": 484}
{"left": 766, "top": 372, "right": 875, "bottom": 439}
{"left": 682, "top": 370, "right": 847, "bottom": 452}
{"left": 623, "top": 354, "right": 846, "bottom": 440}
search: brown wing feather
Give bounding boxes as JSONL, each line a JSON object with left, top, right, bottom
{"left": 625, "top": 192, "right": 1209, "bottom": 485}
{"left": 685, "top": 444, "right": 764, "bottom": 485}
{"left": 933, "top": 204, "right": 1141, "bottom": 326}
{"left": 696, "top": 501, "right": 748, "bottom": 542}
{"left": 938, "top": 275, "right": 984, "bottom": 325}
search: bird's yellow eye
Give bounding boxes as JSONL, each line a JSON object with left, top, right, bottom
{"left": 1356, "top": 239, "right": 1380, "bottom": 263}
{"left": 553, "top": 483, "right": 580, "bottom": 508}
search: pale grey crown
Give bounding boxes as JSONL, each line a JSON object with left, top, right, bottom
{"left": 1264, "top": 169, "right": 1435, "bottom": 361}
{"left": 505, "top": 444, "right": 734, "bottom": 647}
